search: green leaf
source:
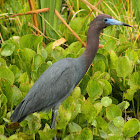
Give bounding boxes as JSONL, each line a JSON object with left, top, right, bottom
{"left": 0, "top": 58, "right": 7, "bottom": 67}
{"left": 68, "top": 122, "right": 82, "bottom": 132}
{"left": 128, "top": 72, "right": 140, "bottom": 86}
{"left": 72, "top": 87, "right": 81, "bottom": 98}
{"left": 106, "top": 104, "right": 122, "bottom": 120}
{"left": 123, "top": 118, "right": 139, "bottom": 138}
{"left": 104, "top": 38, "right": 117, "bottom": 50}
{"left": 108, "top": 121, "right": 121, "bottom": 134}
{"left": 0, "top": 67, "right": 14, "bottom": 84}
{"left": 33, "top": 54, "right": 45, "bottom": 71}
{"left": 0, "top": 79, "right": 13, "bottom": 107}
{"left": 126, "top": 49, "right": 138, "bottom": 63}
{"left": 113, "top": 116, "right": 124, "bottom": 128}
{"left": 1, "top": 39, "right": 15, "bottom": 56}
{"left": 80, "top": 128, "right": 93, "bottom": 140}
{"left": 93, "top": 60, "right": 105, "bottom": 72}
{"left": 19, "top": 48, "right": 36, "bottom": 62}
{"left": 116, "top": 56, "right": 133, "bottom": 78}
{"left": 9, "top": 65, "right": 22, "bottom": 82}
{"left": 99, "top": 79, "right": 112, "bottom": 96}
{"left": 118, "top": 101, "right": 130, "bottom": 111}
{"left": 87, "top": 80, "right": 103, "bottom": 100}
{"left": 109, "top": 50, "right": 118, "bottom": 69}
{"left": 101, "top": 97, "right": 112, "bottom": 107}
{"left": 0, "top": 125, "right": 4, "bottom": 134}
{"left": 20, "top": 34, "right": 43, "bottom": 50}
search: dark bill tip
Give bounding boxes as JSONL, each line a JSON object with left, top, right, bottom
{"left": 122, "top": 23, "right": 132, "bottom": 27}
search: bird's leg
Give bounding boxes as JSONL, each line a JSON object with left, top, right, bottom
{"left": 51, "top": 108, "right": 58, "bottom": 129}
{"left": 51, "top": 104, "right": 60, "bottom": 140}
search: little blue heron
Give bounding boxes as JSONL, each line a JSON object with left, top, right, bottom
{"left": 11, "top": 14, "right": 131, "bottom": 135}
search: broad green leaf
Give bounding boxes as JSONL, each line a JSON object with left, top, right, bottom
{"left": 1, "top": 39, "right": 15, "bottom": 56}
{"left": 0, "top": 58, "right": 7, "bottom": 67}
{"left": 12, "top": 86, "right": 23, "bottom": 106}
{"left": 32, "top": 54, "right": 45, "bottom": 71}
{"left": 109, "top": 50, "right": 118, "bottom": 69}
{"left": 93, "top": 102, "right": 102, "bottom": 114}
{"left": 108, "top": 121, "right": 121, "bottom": 134}
{"left": 19, "top": 48, "right": 36, "bottom": 62}
{"left": 123, "top": 118, "right": 139, "bottom": 138}
{"left": 20, "top": 35, "right": 43, "bottom": 50}
{"left": 93, "top": 60, "right": 105, "bottom": 72}
{"left": 81, "top": 100, "right": 97, "bottom": 123}
{"left": 9, "top": 65, "right": 22, "bottom": 81}
{"left": 106, "top": 104, "right": 122, "bottom": 120}
{"left": 0, "top": 125, "right": 4, "bottom": 134}
{"left": 27, "top": 114, "right": 41, "bottom": 134}
{"left": 99, "top": 79, "right": 112, "bottom": 96}
{"left": 123, "top": 85, "right": 139, "bottom": 100}
{"left": 87, "top": 79, "right": 103, "bottom": 100}
{"left": 0, "top": 94, "right": 7, "bottom": 106}
{"left": 116, "top": 56, "right": 133, "bottom": 78}
{"left": 0, "top": 79, "right": 13, "bottom": 106}
{"left": 93, "top": 53, "right": 108, "bottom": 69}
{"left": 0, "top": 67, "right": 14, "bottom": 84}
{"left": 126, "top": 49, "right": 138, "bottom": 63}
{"left": 101, "top": 97, "right": 112, "bottom": 107}
{"left": 72, "top": 87, "right": 81, "bottom": 98}
{"left": 104, "top": 38, "right": 117, "bottom": 50}
{"left": 113, "top": 116, "right": 124, "bottom": 128}
{"left": 68, "top": 122, "right": 82, "bottom": 132}
{"left": 118, "top": 101, "right": 130, "bottom": 111}
{"left": 128, "top": 72, "right": 140, "bottom": 86}
{"left": 80, "top": 128, "right": 93, "bottom": 140}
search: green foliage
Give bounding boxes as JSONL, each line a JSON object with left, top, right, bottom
{"left": 0, "top": 0, "right": 139, "bottom": 139}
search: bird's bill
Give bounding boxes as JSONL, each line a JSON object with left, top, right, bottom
{"left": 105, "top": 18, "right": 132, "bottom": 27}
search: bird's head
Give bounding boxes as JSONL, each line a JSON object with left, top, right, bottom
{"left": 90, "top": 14, "right": 131, "bottom": 30}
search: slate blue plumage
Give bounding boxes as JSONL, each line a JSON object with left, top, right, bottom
{"left": 11, "top": 14, "right": 131, "bottom": 134}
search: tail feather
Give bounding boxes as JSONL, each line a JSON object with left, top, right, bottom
{"left": 11, "top": 100, "right": 27, "bottom": 123}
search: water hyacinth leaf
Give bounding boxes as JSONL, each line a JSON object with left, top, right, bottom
{"left": 72, "top": 87, "right": 81, "bottom": 98}
{"left": 106, "top": 104, "right": 122, "bottom": 120}
{"left": 101, "top": 97, "right": 112, "bottom": 107}
{"left": 118, "top": 101, "right": 130, "bottom": 111}
{"left": 33, "top": 54, "right": 45, "bottom": 71}
{"left": 108, "top": 135, "right": 125, "bottom": 140}
{"left": 104, "top": 38, "right": 117, "bottom": 51}
{"left": 81, "top": 100, "right": 97, "bottom": 122}
{"left": 0, "top": 125, "right": 4, "bottom": 134}
{"left": 126, "top": 49, "right": 138, "bottom": 63}
{"left": 116, "top": 56, "right": 133, "bottom": 78}
{"left": 80, "top": 128, "right": 93, "bottom": 140}
{"left": 93, "top": 102, "right": 102, "bottom": 114}
{"left": 113, "top": 116, "right": 124, "bottom": 128}
{"left": 52, "top": 46, "right": 66, "bottom": 60}
{"left": 1, "top": 40, "right": 15, "bottom": 56}
{"left": 0, "top": 79, "right": 13, "bottom": 106}
{"left": 41, "top": 48, "right": 48, "bottom": 60}
{"left": 37, "top": 63, "right": 49, "bottom": 78}
{"left": 87, "top": 79, "right": 103, "bottom": 100}
{"left": 63, "top": 133, "right": 81, "bottom": 140}
{"left": 12, "top": 86, "right": 23, "bottom": 106}
{"left": 19, "top": 48, "right": 36, "bottom": 62}
{"left": 79, "top": 74, "right": 90, "bottom": 95}
{"left": 123, "top": 85, "right": 139, "bottom": 100}
{"left": 9, "top": 65, "right": 22, "bottom": 82}
{"left": 93, "top": 60, "right": 105, "bottom": 72}
{"left": 123, "top": 118, "right": 139, "bottom": 138}
{"left": 0, "top": 58, "right": 7, "bottom": 67}
{"left": 93, "top": 53, "right": 108, "bottom": 69}
{"left": 68, "top": 122, "right": 82, "bottom": 133}
{"left": 27, "top": 115, "right": 41, "bottom": 134}
{"left": 109, "top": 50, "right": 118, "bottom": 69}
{"left": 20, "top": 35, "right": 43, "bottom": 50}
{"left": 128, "top": 72, "right": 140, "bottom": 86}
{"left": 108, "top": 121, "right": 121, "bottom": 134}
{"left": 0, "top": 94, "right": 7, "bottom": 106}
{"left": 0, "top": 67, "right": 14, "bottom": 84}
{"left": 99, "top": 79, "right": 112, "bottom": 96}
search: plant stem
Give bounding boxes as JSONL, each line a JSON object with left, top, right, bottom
{"left": 132, "top": 98, "right": 136, "bottom": 118}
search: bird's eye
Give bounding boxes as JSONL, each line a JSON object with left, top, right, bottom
{"left": 104, "top": 18, "right": 108, "bottom": 22}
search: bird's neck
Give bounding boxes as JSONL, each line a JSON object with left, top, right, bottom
{"left": 82, "top": 26, "right": 100, "bottom": 69}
